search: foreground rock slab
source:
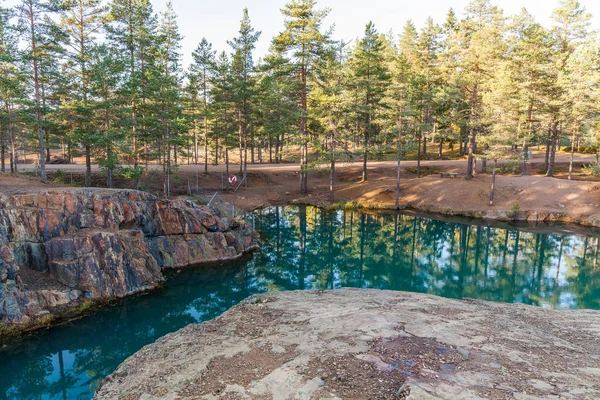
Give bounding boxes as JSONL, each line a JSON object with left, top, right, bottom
{"left": 95, "top": 289, "right": 600, "bottom": 400}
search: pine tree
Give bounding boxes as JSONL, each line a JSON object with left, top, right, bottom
{"left": 16, "top": 0, "right": 63, "bottom": 183}
{"left": 456, "top": 0, "right": 506, "bottom": 179}
{"left": 346, "top": 21, "right": 391, "bottom": 181}
{"left": 309, "top": 41, "right": 345, "bottom": 201}
{"left": 273, "top": 0, "right": 331, "bottom": 194}
{"left": 60, "top": 0, "right": 106, "bottom": 186}
{"left": 548, "top": 0, "right": 593, "bottom": 178}
{"left": 107, "top": 0, "right": 156, "bottom": 177}
{"left": 190, "top": 37, "right": 215, "bottom": 171}
{"left": 155, "top": 1, "right": 183, "bottom": 198}
{"left": 89, "top": 43, "right": 125, "bottom": 188}
{"left": 0, "top": 4, "right": 24, "bottom": 173}
{"left": 228, "top": 8, "right": 261, "bottom": 185}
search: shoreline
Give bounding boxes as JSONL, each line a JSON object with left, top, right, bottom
{"left": 0, "top": 247, "right": 260, "bottom": 343}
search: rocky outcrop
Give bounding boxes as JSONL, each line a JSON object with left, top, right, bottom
{"left": 0, "top": 189, "right": 257, "bottom": 327}
{"left": 94, "top": 289, "right": 600, "bottom": 400}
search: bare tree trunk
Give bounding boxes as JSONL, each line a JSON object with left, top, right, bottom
{"left": 362, "top": 119, "right": 368, "bottom": 182}
{"left": 330, "top": 131, "right": 335, "bottom": 203}
{"left": 489, "top": 159, "right": 497, "bottom": 205}
{"left": 225, "top": 147, "right": 229, "bottom": 192}
{"left": 395, "top": 143, "right": 402, "bottom": 209}
{"left": 0, "top": 121, "right": 4, "bottom": 173}
{"left": 85, "top": 145, "right": 91, "bottom": 187}
{"left": 466, "top": 83, "right": 478, "bottom": 179}
{"left": 546, "top": 118, "right": 559, "bottom": 177}
{"left": 193, "top": 119, "right": 198, "bottom": 165}
{"left": 243, "top": 130, "right": 248, "bottom": 188}
{"left": 521, "top": 143, "right": 529, "bottom": 176}
{"left": 416, "top": 132, "right": 422, "bottom": 178}
{"left": 544, "top": 138, "right": 550, "bottom": 171}
{"left": 568, "top": 131, "right": 576, "bottom": 180}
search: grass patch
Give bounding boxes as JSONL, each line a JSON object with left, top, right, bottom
{"left": 78, "top": 300, "right": 94, "bottom": 314}
{"left": 325, "top": 201, "right": 358, "bottom": 211}
{"left": 0, "top": 323, "right": 19, "bottom": 338}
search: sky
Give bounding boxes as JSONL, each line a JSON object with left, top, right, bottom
{"left": 151, "top": 0, "right": 600, "bottom": 67}
{"left": 4, "top": 0, "right": 600, "bottom": 67}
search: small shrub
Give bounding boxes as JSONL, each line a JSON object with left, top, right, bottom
{"left": 511, "top": 203, "right": 521, "bottom": 213}
{"left": 344, "top": 201, "right": 357, "bottom": 210}
{"left": 52, "top": 169, "right": 66, "bottom": 184}
{"left": 405, "top": 166, "right": 441, "bottom": 176}
{"left": 583, "top": 163, "right": 600, "bottom": 177}
{"left": 119, "top": 166, "right": 145, "bottom": 181}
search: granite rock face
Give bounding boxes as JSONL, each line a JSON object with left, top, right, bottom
{"left": 0, "top": 190, "right": 257, "bottom": 326}
{"left": 94, "top": 289, "right": 600, "bottom": 400}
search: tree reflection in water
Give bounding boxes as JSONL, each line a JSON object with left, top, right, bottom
{"left": 2, "top": 206, "right": 599, "bottom": 399}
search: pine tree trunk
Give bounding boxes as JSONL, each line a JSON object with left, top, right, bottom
{"left": 225, "top": 148, "right": 229, "bottom": 192}
{"left": 107, "top": 146, "right": 113, "bottom": 189}
{"left": 9, "top": 120, "right": 15, "bottom": 172}
{"left": 299, "top": 60, "right": 308, "bottom": 194}
{"left": 466, "top": 82, "right": 478, "bottom": 179}
{"left": 395, "top": 127, "right": 402, "bottom": 209}
{"left": 269, "top": 133, "right": 273, "bottom": 163}
{"left": 362, "top": 119, "right": 368, "bottom": 182}
{"left": 275, "top": 135, "right": 280, "bottom": 164}
{"left": 243, "top": 128, "right": 248, "bottom": 188}
{"left": 544, "top": 139, "right": 550, "bottom": 171}
{"left": 521, "top": 143, "right": 529, "bottom": 176}
{"left": 0, "top": 121, "right": 4, "bottom": 173}
{"left": 546, "top": 119, "right": 559, "bottom": 177}
{"left": 85, "top": 145, "right": 91, "bottom": 187}
{"left": 438, "top": 138, "right": 443, "bottom": 158}
{"left": 568, "top": 131, "right": 576, "bottom": 180}
{"left": 330, "top": 131, "right": 335, "bottom": 203}
{"left": 194, "top": 119, "right": 198, "bottom": 165}
{"left": 417, "top": 132, "right": 422, "bottom": 178}
{"left": 489, "top": 159, "right": 497, "bottom": 205}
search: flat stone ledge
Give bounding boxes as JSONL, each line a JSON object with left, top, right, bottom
{"left": 95, "top": 289, "right": 600, "bottom": 399}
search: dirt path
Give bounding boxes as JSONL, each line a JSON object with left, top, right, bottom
{"left": 9, "top": 150, "right": 597, "bottom": 174}
{"left": 3, "top": 152, "right": 600, "bottom": 227}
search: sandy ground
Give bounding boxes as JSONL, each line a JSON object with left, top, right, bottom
{"left": 2, "top": 152, "right": 600, "bottom": 223}
{"left": 94, "top": 289, "right": 600, "bottom": 399}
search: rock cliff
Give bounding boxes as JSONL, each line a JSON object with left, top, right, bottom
{"left": 0, "top": 189, "right": 257, "bottom": 328}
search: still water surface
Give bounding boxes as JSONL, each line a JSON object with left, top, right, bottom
{"left": 2, "top": 206, "right": 599, "bottom": 399}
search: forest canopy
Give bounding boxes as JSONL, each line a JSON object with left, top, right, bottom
{"left": 0, "top": 0, "right": 598, "bottom": 196}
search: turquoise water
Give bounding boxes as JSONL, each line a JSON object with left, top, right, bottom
{"left": 1, "top": 206, "right": 599, "bottom": 399}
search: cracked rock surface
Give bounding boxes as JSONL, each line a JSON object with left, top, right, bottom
{"left": 94, "top": 288, "right": 600, "bottom": 399}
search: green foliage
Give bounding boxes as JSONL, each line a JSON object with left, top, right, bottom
{"left": 118, "top": 166, "right": 145, "bottom": 181}
{"left": 78, "top": 300, "right": 94, "bottom": 314}
{"left": 1, "top": 0, "right": 600, "bottom": 194}
{"left": 405, "top": 166, "right": 441, "bottom": 176}
{"left": 583, "top": 163, "right": 600, "bottom": 177}
{"left": 52, "top": 169, "right": 66, "bottom": 183}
